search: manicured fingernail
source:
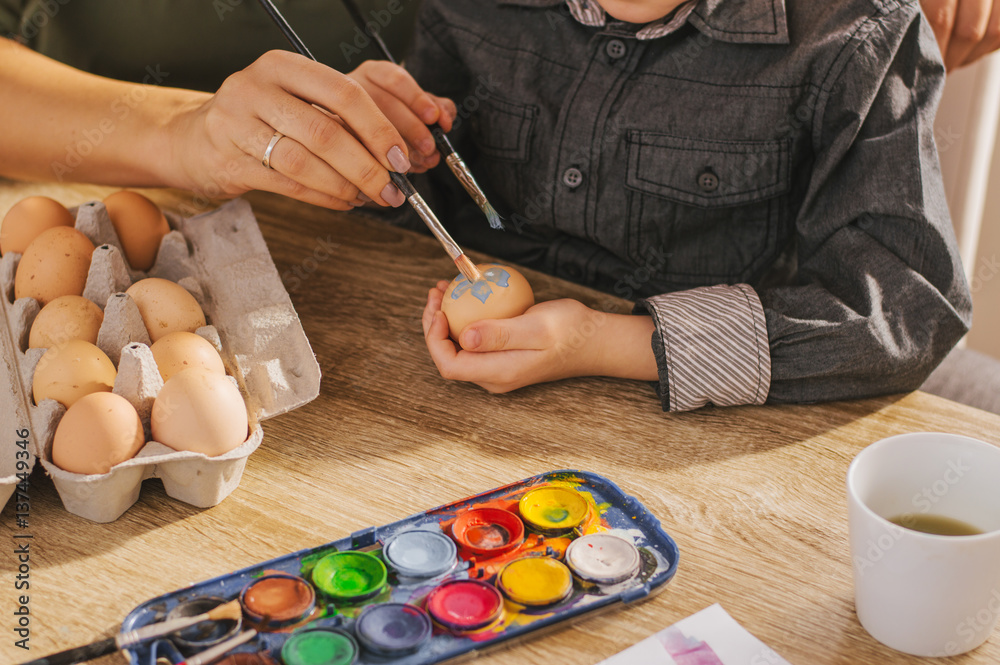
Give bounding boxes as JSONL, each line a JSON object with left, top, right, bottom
{"left": 381, "top": 182, "right": 406, "bottom": 207}
{"left": 358, "top": 192, "right": 372, "bottom": 203}
{"left": 387, "top": 145, "right": 411, "bottom": 173}
{"left": 463, "top": 329, "right": 481, "bottom": 349}
{"left": 418, "top": 137, "right": 436, "bottom": 155}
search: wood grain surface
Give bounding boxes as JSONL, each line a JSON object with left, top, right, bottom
{"left": 2, "top": 181, "right": 1000, "bottom": 665}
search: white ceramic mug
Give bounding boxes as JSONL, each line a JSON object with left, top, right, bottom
{"left": 847, "top": 432, "right": 1000, "bottom": 656}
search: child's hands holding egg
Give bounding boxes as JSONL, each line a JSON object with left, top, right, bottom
{"left": 422, "top": 264, "right": 659, "bottom": 393}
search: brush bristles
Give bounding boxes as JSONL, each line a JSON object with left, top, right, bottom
{"left": 454, "top": 254, "right": 482, "bottom": 282}
{"left": 482, "top": 202, "right": 504, "bottom": 231}
{"left": 206, "top": 598, "right": 243, "bottom": 622}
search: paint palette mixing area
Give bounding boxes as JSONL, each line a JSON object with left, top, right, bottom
{"left": 121, "top": 470, "right": 679, "bottom": 665}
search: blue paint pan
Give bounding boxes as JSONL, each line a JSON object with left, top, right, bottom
{"left": 382, "top": 529, "right": 457, "bottom": 578}
{"left": 354, "top": 603, "right": 432, "bottom": 657}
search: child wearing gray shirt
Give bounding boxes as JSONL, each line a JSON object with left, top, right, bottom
{"left": 377, "top": 0, "right": 971, "bottom": 411}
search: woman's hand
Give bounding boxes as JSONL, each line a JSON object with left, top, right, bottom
{"left": 421, "top": 281, "right": 658, "bottom": 393}
{"left": 168, "top": 50, "right": 422, "bottom": 210}
{"left": 348, "top": 60, "right": 457, "bottom": 173}
{"left": 922, "top": 0, "right": 1000, "bottom": 70}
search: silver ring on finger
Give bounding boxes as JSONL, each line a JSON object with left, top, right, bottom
{"left": 261, "top": 131, "right": 284, "bottom": 169}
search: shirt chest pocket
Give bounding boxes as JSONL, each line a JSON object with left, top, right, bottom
{"left": 468, "top": 96, "right": 537, "bottom": 209}
{"left": 623, "top": 131, "right": 793, "bottom": 287}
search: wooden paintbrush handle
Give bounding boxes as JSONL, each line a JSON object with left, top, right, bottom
{"left": 17, "top": 636, "right": 117, "bottom": 665}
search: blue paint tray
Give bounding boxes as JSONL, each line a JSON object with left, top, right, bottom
{"left": 121, "top": 470, "right": 679, "bottom": 664}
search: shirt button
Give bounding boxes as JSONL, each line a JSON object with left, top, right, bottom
{"left": 698, "top": 169, "right": 719, "bottom": 193}
{"left": 606, "top": 39, "right": 627, "bottom": 59}
{"left": 562, "top": 167, "right": 584, "bottom": 189}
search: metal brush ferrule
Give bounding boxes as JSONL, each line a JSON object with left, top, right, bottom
{"left": 445, "top": 153, "right": 489, "bottom": 209}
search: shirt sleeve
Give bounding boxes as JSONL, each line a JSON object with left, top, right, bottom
{"left": 638, "top": 4, "right": 970, "bottom": 412}
{"left": 638, "top": 284, "right": 771, "bottom": 411}
{"left": 759, "top": 4, "right": 970, "bottom": 404}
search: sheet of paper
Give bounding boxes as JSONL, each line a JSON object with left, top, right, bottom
{"left": 598, "top": 604, "right": 794, "bottom": 665}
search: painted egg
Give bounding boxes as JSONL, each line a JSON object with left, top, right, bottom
{"left": 125, "top": 278, "right": 207, "bottom": 342}
{"left": 0, "top": 196, "right": 75, "bottom": 256}
{"left": 150, "top": 331, "right": 225, "bottom": 382}
{"left": 51, "top": 392, "right": 145, "bottom": 475}
{"left": 32, "top": 339, "right": 117, "bottom": 408}
{"left": 440, "top": 263, "right": 534, "bottom": 340}
{"left": 28, "top": 295, "right": 104, "bottom": 349}
{"left": 14, "top": 226, "right": 95, "bottom": 305}
{"left": 151, "top": 368, "right": 249, "bottom": 456}
{"left": 103, "top": 190, "right": 170, "bottom": 271}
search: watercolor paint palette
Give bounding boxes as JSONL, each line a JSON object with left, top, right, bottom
{"left": 121, "top": 470, "right": 679, "bottom": 665}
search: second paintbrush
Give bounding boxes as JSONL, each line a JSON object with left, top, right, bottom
{"left": 338, "top": 0, "right": 504, "bottom": 231}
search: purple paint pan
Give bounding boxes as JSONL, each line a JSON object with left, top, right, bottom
{"left": 354, "top": 603, "right": 432, "bottom": 656}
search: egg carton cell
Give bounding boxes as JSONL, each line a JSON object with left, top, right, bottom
{"left": 0, "top": 197, "right": 321, "bottom": 521}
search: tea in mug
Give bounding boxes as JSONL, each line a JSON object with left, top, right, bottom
{"left": 888, "top": 513, "right": 983, "bottom": 536}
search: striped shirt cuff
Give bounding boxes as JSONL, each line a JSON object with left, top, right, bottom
{"left": 638, "top": 284, "right": 771, "bottom": 412}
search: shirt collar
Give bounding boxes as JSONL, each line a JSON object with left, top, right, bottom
{"left": 496, "top": 0, "right": 789, "bottom": 45}
{"left": 565, "top": 0, "right": 698, "bottom": 40}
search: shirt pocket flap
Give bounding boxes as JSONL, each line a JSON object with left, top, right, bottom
{"left": 469, "top": 96, "right": 537, "bottom": 163}
{"left": 626, "top": 132, "right": 791, "bottom": 207}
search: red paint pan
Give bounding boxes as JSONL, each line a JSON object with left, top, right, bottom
{"left": 451, "top": 508, "right": 524, "bottom": 556}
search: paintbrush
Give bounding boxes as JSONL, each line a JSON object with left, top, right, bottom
{"left": 338, "top": 0, "right": 504, "bottom": 231}
{"left": 18, "top": 598, "right": 242, "bottom": 665}
{"left": 388, "top": 172, "right": 482, "bottom": 282}
{"left": 254, "top": 0, "right": 483, "bottom": 284}
{"left": 178, "top": 629, "right": 257, "bottom": 665}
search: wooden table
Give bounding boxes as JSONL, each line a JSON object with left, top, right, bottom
{"left": 2, "top": 182, "right": 1000, "bottom": 665}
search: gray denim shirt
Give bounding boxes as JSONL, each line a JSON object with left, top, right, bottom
{"left": 402, "top": 0, "right": 971, "bottom": 406}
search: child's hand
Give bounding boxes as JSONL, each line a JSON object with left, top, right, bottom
{"left": 421, "top": 281, "right": 659, "bottom": 393}
{"left": 348, "top": 61, "right": 457, "bottom": 173}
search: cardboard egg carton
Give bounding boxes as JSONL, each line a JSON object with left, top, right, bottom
{"left": 0, "top": 198, "right": 321, "bottom": 522}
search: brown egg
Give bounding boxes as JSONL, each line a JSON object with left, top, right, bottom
{"left": 28, "top": 295, "right": 104, "bottom": 349}
{"left": 125, "top": 278, "right": 207, "bottom": 342}
{"left": 440, "top": 263, "right": 535, "bottom": 340}
{"left": 32, "top": 339, "right": 117, "bottom": 408}
{"left": 103, "top": 190, "right": 170, "bottom": 271}
{"left": 14, "top": 226, "right": 95, "bottom": 305}
{"left": 151, "top": 368, "right": 249, "bottom": 456}
{"left": 150, "top": 331, "right": 225, "bottom": 382}
{"left": 0, "top": 196, "right": 75, "bottom": 256}
{"left": 51, "top": 392, "right": 144, "bottom": 475}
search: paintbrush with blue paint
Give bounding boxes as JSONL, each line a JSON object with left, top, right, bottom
{"left": 337, "top": 0, "right": 504, "bottom": 232}
{"left": 254, "top": 0, "right": 484, "bottom": 284}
